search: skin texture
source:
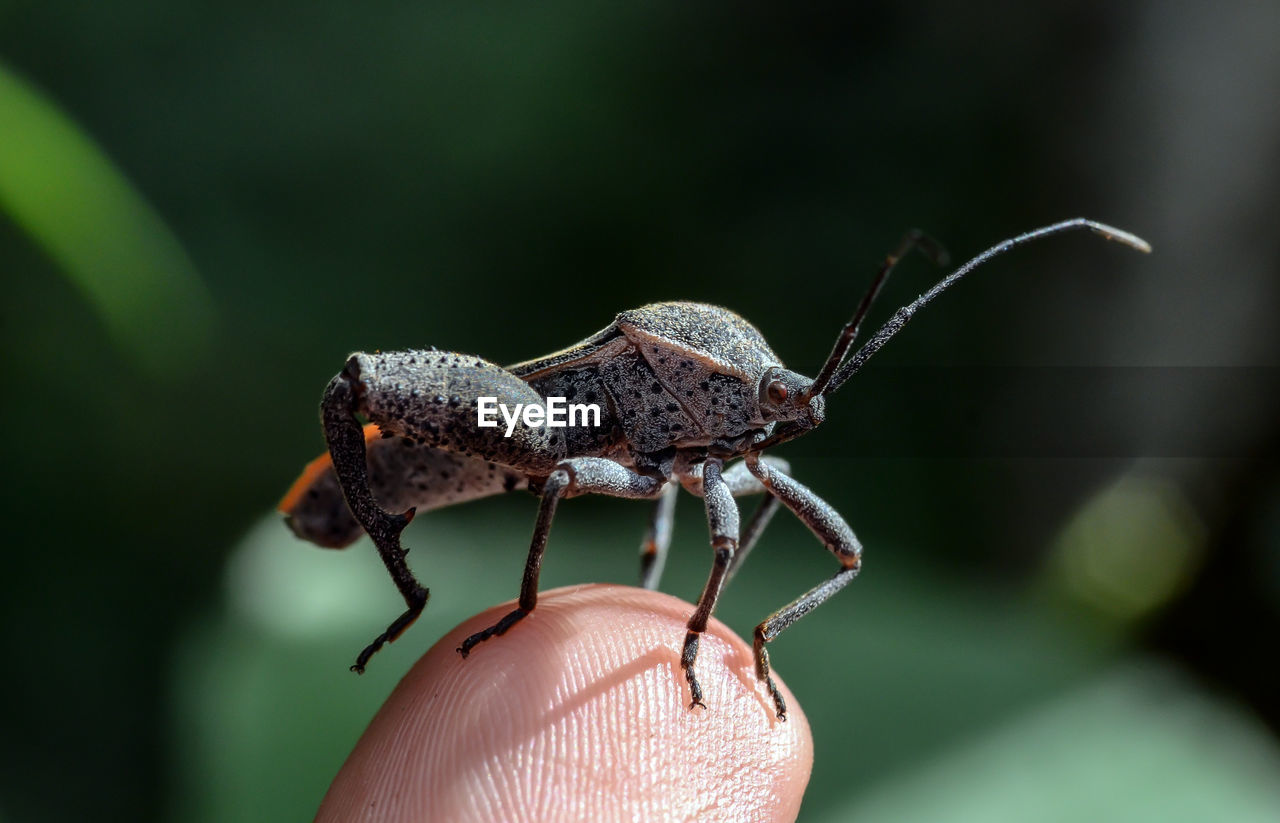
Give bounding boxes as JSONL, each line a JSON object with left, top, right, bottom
{"left": 318, "top": 584, "right": 813, "bottom": 822}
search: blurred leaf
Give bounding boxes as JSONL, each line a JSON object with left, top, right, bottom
{"left": 1047, "top": 472, "right": 1207, "bottom": 622}
{"left": 812, "top": 663, "right": 1280, "bottom": 823}
{"left": 0, "top": 60, "right": 213, "bottom": 377}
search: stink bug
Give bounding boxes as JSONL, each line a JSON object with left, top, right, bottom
{"left": 280, "top": 218, "right": 1149, "bottom": 718}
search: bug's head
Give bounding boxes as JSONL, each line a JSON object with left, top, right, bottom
{"left": 757, "top": 367, "right": 825, "bottom": 429}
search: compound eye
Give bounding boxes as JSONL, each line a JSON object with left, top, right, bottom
{"left": 766, "top": 379, "right": 788, "bottom": 405}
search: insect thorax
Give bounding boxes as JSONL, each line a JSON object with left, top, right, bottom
{"left": 526, "top": 344, "right": 762, "bottom": 460}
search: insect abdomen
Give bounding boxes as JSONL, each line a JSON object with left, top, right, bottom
{"left": 279, "top": 424, "right": 529, "bottom": 548}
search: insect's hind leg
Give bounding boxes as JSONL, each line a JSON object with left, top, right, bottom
{"left": 321, "top": 369, "right": 427, "bottom": 673}
{"left": 458, "top": 457, "right": 665, "bottom": 657}
{"left": 323, "top": 350, "right": 563, "bottom": 672}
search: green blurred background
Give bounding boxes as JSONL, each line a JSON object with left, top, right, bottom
{"left": 2, "top": 2, "right": 1278, "bottom": 821}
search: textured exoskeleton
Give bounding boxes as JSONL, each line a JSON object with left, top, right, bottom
{"left": 280, "top": 219, "right": 1149, "bottom": 718}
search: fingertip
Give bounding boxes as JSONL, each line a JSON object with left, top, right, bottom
{"left": 319, "top": 584, "right": 812, "bottom": 822}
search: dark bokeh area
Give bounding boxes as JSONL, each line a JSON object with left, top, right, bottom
{"left": 1, "top": 3, "right": 1277, "bottom": 821}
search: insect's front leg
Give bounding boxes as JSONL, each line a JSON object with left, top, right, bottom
{"left": 673, "top": 456, "right": 791, "bottom": 590}
{"left": 321, "top": 350, "right": 564, "bottom": 673}
{"left": 717, "top": 457, "right": 790, "bottom": 584}
{"left": 457, "top": 457, "right": 666, "bottom": 657}
{"left": 744, "top": 453, "right": 862, "bottom": 719}
{"left": 634, "top": 456, "right": 791, "bottom": 593}
{"left": 681, "top": 458, "right": 740, "bottom": 710}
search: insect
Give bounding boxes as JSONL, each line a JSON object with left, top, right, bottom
{"left": 279, "top": 218, "right": 1149, "bottom": 718}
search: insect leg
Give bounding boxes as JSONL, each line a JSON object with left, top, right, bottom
{"left": 718, "top": 457, "right": 789, "bottom": 584}
{"left": 743, "top": 453, "right": 862, "bottom": 719}
{"left": 321, "top": 371, "right": 428, "bottom": 673}
{"left": 681, "top": 459, "right": 741, "bottom": 710}
{"left": 639, "top": 483, "right": 678, "bottom": 590}
{"left": 458, "top": 457, "right": 665, "bottom": 657}
{"left": 321, "top": 350, "right": 562, "bottom": 672}
{"left": 635, "top": 455, "right": 788, "bottom": 593}
{"left": 718, "top": 456, "right": 791, "bottom": 495}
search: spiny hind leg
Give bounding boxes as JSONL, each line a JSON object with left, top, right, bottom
{"left": 322, "top": 350, "right": 564, "bottom": 671}
{"left": 321, "top": 372, "right": 425, "bottom": 672}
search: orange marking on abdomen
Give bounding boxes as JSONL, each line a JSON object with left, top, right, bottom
{"left": 277, "top": 423, "right": 381, "bottom": 513}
